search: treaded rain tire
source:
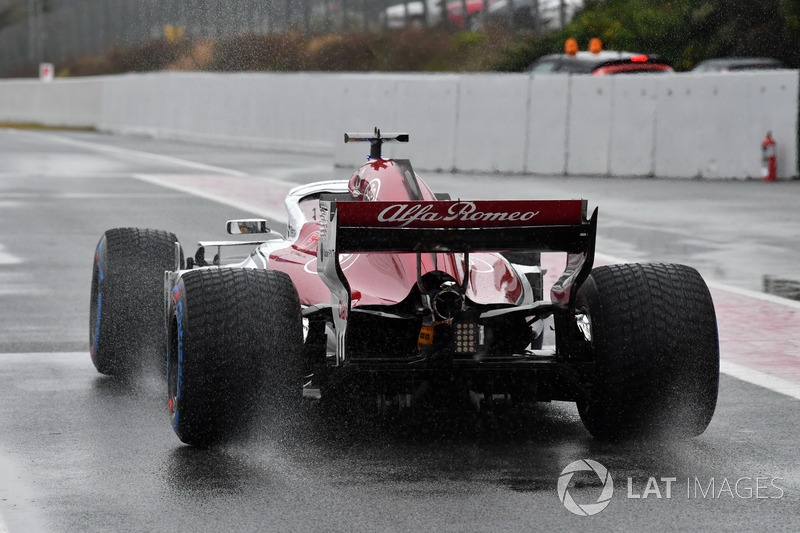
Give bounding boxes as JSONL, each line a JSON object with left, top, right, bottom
{"left": 90, "top": 227, "right": 179, "bottom": 377}
{"left": 575, "top": 263, "right": 719, "bottom": 440}
{"left": 168, "top": 268, "right": 303, "bottom": 447}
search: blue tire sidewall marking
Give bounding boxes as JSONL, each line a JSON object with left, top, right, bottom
{"left": 92, "top": 292, "right": 102, "bottom": 360}
{"left": 91, "top": 238, "right": 105, "bottom": 362}
{"left": 97, "top": 239, "right": 104, "bottom": 283}
{"left": 172, "top": 298, "right": 185, "bottom": 430}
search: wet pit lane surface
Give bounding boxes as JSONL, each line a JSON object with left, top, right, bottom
{"left": 0, "top": 129, "right": 798, "bottom": 532}
{"left": 0, "top": 354, "right": 797, "bottom": 533}
{"left": 0, "top": 354, "right": 797, "bottom": 532}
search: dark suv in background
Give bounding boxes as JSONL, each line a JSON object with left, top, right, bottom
{"left": 691, "top": 57, "right": 784, "bottom": 72}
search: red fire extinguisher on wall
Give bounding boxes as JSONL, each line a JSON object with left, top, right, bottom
{"left": 762, "top": 132, "right": 776, "bottom": 181}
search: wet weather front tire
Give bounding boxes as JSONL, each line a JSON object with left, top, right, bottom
{"left": 575, "top": 263, "right": 719, "bottom": 440}
{"left": 90, "top": 227, "right": 179, "bottom": 377}
{"left": 168, "top": 268, "right": 303, "bottom": 447}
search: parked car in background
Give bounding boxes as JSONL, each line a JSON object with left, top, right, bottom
{"left": 481, "top": 0, "right": 582, "bottom": 30}
{"left": 528, "top": 50, "right": 673, "bottom": 75}
{"left": 691, "top": 57, "right": 784, "bottom": 72}
{"left": 380, "top": 0, "right": 499, "bottom": 29}
{"left": 380, "top": 0, "right": 439, "bottom": 28}
{"left": 446, "top": 0, "right": 500, "bottom": 27}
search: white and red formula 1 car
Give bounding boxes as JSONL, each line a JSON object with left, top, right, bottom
{"left": 90, "top": 129, "right": 719, "bottom": 446}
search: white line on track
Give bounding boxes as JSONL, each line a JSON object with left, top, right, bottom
{"left": 720, "top": 361, "right": 800, "bottom": 401}
{"left": 21, "top": 131, "right": 302, "bottom": 222}
{"left": 15, "top": 130, "right": 300, "bottom": 187}
{"left": 594, "top": 251, "right": 800, "bottom": 309}
{"left": 705, "top": 279, "right": 800, "bottom": 310}
{"left": 0, "top": 352, "right": 87, "bottom": 360}
{"left": 25, "top": 131, "right": 250, "bottom": 178}
{"left": 132, "top": 173, "right": 286, "bottom": 221}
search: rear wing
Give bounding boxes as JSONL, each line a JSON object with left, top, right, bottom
{"left": 325, "top": 200, "right": 593, "bottom": 254}
{"left": 319, "top": 199, "right": 596, "bottom": 297}
{"left": 316, "top": 199, "right": 597, "bottom": 361}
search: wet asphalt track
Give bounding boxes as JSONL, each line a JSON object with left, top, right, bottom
{"left": 0, "top": 129, "right": 798, "bottom": 532}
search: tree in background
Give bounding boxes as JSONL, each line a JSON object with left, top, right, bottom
{"left": 496, "top": 0, "right": 800, "bottom": 71}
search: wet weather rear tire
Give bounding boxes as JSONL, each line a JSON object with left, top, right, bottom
{"left": 90, "top": 228, "right": 180, "bottom": 377}
{"left": 168, "top": 268, "right": 303, "bottom": 447}
{"left": 575, "top": 263, "right": 719, "bottom": 440}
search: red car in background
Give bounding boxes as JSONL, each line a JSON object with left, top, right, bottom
{"left": 446, "top": 0, "right": 499, "bottom": 27}
{"left": 528, "top": 50, "right": 674, "bottom": 75}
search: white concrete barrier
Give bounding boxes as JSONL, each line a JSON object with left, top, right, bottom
{"left": 608, "top": 76, "right": 659, "bottom": 176}
{"left": 525, "top": 75, "right": 570, "bottom": 175}
{"left": 1, "top": 70, "right": 797, "bottom": 179}
{"left": 0, "top": 76, "right": 103, "bottom": 126}
{"left": 453, "top": 74, "right": 529, "bottom": 173}
{"left": 654, "top": 72, "right": 798, "bottom": 179}
{"left": 331, "top": 74, "right": 462, "bottom": 171}
{"left": 567, "top": 75, "right": 614, "bottom": 175}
